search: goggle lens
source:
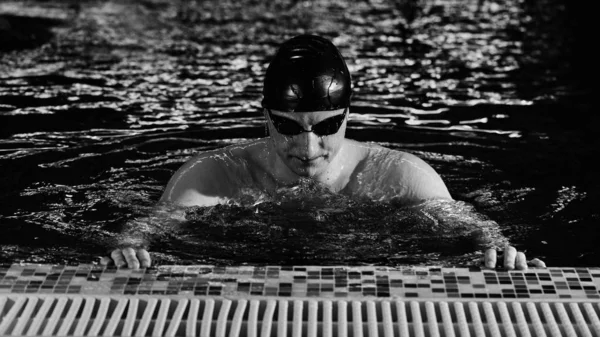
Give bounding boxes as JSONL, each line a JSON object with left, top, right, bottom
{"left": 268, "top": 109, "right": 347, "bottom": 136}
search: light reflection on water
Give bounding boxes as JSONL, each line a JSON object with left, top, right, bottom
{"left": 0, "top": 0, "right": 597, "bottom": 267}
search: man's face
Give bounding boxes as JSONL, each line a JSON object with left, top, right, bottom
{"left": 266, "top": 108, "right": 348, "bottom": 178}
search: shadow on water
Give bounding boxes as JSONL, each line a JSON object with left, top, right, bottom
{"left": 0, "top": 15, "right": 68, "bottom": 52}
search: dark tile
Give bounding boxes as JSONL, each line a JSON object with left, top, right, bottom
{"left": 293, "top": 276, "right": 307, "bottom": 283}
{"left": 279, "top": 283, "right": 292, "bottom": 290}
{"left": 362, "top": 289, "right": 376, "bottom": 296}
{"left": 349, "top": 284, "right": 362, "bottom": 292}
{"left": 250, "top": 283, "right": 264, "bottom": 292}
{"left": 348, "top": 272, "right": 361, "bottom": 279}
{"left": 390, "top": 280, "right": 403, "bottom": 287}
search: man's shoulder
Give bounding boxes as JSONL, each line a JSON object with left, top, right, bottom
{"left": 159, "top": 139, "right": 266, "bottom": 206}
{"left": 348, "top": 141, "right": 414, "bottom": 165}
{"left": 373, "top": 147, "right": 438, "bottom": 178}
{"left": 374, "top": 148, "right": 451, "bottom": 201}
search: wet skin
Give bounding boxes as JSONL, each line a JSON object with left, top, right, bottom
{"left": 102, "top": 108, "right": 545, "bottom": 269}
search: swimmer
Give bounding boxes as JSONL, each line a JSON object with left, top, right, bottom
{"left": 102, "top": 35, "right": 545, "bottom": 270}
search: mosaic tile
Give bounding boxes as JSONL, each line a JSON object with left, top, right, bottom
{"left": 0, "top": 264, "right": 600, "bottom": 300}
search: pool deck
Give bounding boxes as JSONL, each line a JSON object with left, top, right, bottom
{"left": 1, "top": 264, "right": 599, "bottom": 301}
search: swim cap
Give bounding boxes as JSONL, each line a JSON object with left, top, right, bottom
{"left": 262, "top": 35, "right": 352, "bottom": 112}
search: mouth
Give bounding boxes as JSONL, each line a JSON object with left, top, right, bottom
{"left": 291, "top": 155, "right": 324, "bottom": 165}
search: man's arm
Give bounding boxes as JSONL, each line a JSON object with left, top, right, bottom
{"left": 102, "top": 151, "right": 238, "bottom": 268}
{"left": 392, "top": 153, "right": 547, "bottom": 270}
{"left": 101, "top": 204, "right": 186, "bottom": 268}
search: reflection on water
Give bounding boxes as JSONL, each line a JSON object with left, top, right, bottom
{"left": 0, "top": 0, "right": 597, "bottom": 266}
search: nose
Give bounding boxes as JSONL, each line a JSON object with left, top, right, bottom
{"left": 297, "top": 131, "right": 322, "bottom": 159}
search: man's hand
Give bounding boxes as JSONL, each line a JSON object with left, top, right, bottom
{"left": 100, "top": 248, "right": 151, "bottom": 269}
{"left": 484, "top": 245, "right": 546, "bottom": 270}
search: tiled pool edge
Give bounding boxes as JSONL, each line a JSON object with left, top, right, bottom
{"left": 1, "top": 264, "right": 600, "bottom": 300}
{"left": 2, "top": 265, "right": 600, "bottom": 336}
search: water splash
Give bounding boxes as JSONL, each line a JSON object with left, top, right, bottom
{"left": 149, "top": 180, "right": 511, "bottom": 266}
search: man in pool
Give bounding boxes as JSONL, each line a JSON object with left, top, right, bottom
{"left": 103, "top": 35, "right": 545, "bottom": 270}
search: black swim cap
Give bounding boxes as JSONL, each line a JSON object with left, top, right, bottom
{"left": 262, "top": 35, "right": 352, "bottom": 112}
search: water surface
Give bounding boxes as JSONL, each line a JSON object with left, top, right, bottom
{"left": 0, "top": 0, "right": 596, "bottom": 267}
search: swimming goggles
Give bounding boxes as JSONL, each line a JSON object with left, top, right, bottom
{"left": 267, "top": 108, "right": 347, "bottom": 136}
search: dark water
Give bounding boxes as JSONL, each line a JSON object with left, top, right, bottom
{"left": 0, "top": 0, "right": 596, "bottom": 267}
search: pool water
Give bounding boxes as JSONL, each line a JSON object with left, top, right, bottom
{"left": 0, "top": 0, "right": 596, "bottom": 267}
